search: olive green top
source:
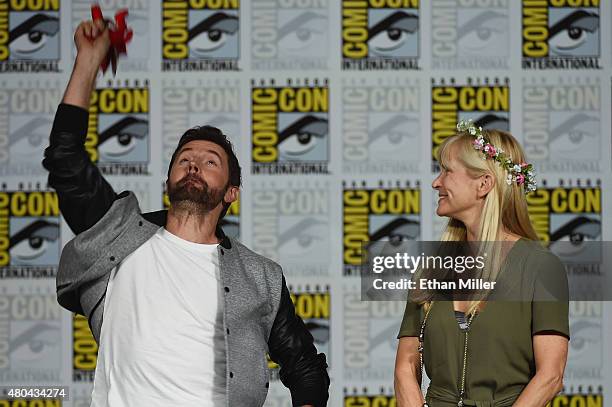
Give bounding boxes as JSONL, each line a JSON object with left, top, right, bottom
{"left": 398, "top": 239, "right": 570, "bottom": 407}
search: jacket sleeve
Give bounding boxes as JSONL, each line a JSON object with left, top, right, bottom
{"left": 42, "top": 103, "right": 117, "bottom": 235}
{"left": 268, "top": 275, "right": 330, "bottom": 407}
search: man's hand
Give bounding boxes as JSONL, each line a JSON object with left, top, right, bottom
{"left": 74, "top": 19, "right": 110, "bottom": 70}
{"left": 62, "top": 19, "right": 111, "bottom": 109}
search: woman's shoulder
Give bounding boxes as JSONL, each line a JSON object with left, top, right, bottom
{"left": 516, "top": 239, "right": 564, "bottom": 269}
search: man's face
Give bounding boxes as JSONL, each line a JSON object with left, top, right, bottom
{"left": 167, "top": 140, "right": 234, "bottom": 212}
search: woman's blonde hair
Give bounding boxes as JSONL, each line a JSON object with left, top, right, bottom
{"left": 438, "top": 129, "right": 538, "bottom": 243}
{"left": 423, "top": 129, "right": 539, "bottom": 315}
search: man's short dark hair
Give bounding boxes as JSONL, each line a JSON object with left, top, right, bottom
{"left": 167, "top": 125, "right": 241, "bottom": 217}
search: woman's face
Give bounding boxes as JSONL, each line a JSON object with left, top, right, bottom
{"left": 432, "top": 146, "right": 481, "bottom": 221}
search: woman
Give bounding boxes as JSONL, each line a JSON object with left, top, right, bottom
{"left": 394, "top": 121, "right": 569, "bottom": 407}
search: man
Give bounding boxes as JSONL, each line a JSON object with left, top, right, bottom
{"left": 42, "top": 19, "right": 329, "bottom": 407}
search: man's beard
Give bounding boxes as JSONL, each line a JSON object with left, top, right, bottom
{"left": 167, "top": 174, "right": 227, "bottom": 214}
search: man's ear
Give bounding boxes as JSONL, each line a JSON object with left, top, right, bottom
{"left": 224, "top": 186, "right": 239, "bottom": 204}
{"left": 477, "top": 174, "right": 495, "bottom": 198}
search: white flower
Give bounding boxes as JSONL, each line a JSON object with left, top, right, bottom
{"left": 469, "top": 127, "right": 477, "bottom": 135}
{"left": 506, "top": 174, "right": 513, "bottom": 185}
{"left": 513, "top": 164, "right": 521, "bottom": 173}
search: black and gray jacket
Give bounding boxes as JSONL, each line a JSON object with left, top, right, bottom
{"left": 42, "top": 103, "right": 329, "bottom": 407}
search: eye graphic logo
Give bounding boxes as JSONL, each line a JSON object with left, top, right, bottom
{"left": 161, "top": 78, "right": 241, "bottom": 172}
{"left": 0, "top": 287, "right": 62, "bottom": 385}
{"left": 72, "top": 313, "right": 98, "bottom": 382}
{"left": 431, "top": 0, "right": 509, "bottom": 69}
{"left": 522, "top": 0, "right": 601, "bottom": 69}
{"left": 0, "top": 83, "right": 61, "bottom": 176}
{"left": 526, "top": 179, "right": 601, "bottom": 273}
{"left": 343, "top": 288, "right": 404, "bottom": 381}
{"left": 342, "top": 78, "right": 420, "bottom": 174}
{"left": 431, "top": 77, "right": 510, "bottom": 173}
{"left": 251, "top": 1, "right": 329, "bottom": 70}
{"left": 0, "top": 0, "right": 60, "bottom": 72}
{"left": 0, "top": 189, "right": 60, "bottom": 279}
{"left": 86, "top": 83, "right": 150, "bottom": 176}
{"left": 268, "top": 287, "right": 330, "bottom": 380}
{"left": 342, "top": 0, "right": 419, "bottom": 70}
{"left": 162, "top": 0, "right": 239, "bottom": 72}
{"left": 522, "top": 77, "right": 601, "bottom": 173}
{"left": 568, "top": 302, "right": 602, "bottom": 375}
{"left": 251, "top": 79, "right": 329, "bottom": 175}
{"left": 343, "top": 181, "right": 420, "bottom": 276}
{"left": 251, "top": 180, "right": 330, "bottom": 275}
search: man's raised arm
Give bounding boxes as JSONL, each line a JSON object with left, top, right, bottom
{"left": 42, "top": 20, "right": 117, "bottom": 235}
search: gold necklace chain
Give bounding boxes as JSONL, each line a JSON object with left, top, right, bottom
{"left": 418, "top": 302, "right": 478, "bottom": 407}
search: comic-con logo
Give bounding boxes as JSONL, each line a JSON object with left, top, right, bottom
{"left": 343, "top": 181, "right": 420, "bottom": 276}
{"left": 342, "top": 0, "right": 419, "bottom": 70}
{"left": 522, "top": 77, "right": 601, "bottom": 173}
{"left": 86, "top": 81, "right": 149, "bottom": 176}
{"left": 252, "top": 180, "right": 330, "bottom": 275}
{"left": 344, "top": 387, "right": 395, "bottom": 407}
{"left": 343, "top": 289, "right": 404, "bottom": 381}
{"left": 0, "top": 287, "right": 62, "bottom": 383}
{"left": 431, "top": 0, "right": 509, "bottom": 69}
{"left": 0, "top": 188, "right": 59, "bottom": 279}
{"left": 72, "top": 313, "right": 97, "bottom": 382}
{"left": 163, "top": 188, "right": 240, "bottom": 240}
{"left": 251, "top": 0, "right": 328, "bottom": 70}
{"left": 269, "top": 286, "right": 330, "bottom": 380}
{"left": 431, "top": 77, "right": 510, "bottom": 172}
{"left": 162, "top": 78, "right": 240, "bottom": 171}
{"left": 550, "top": 389, "right": 603, "bottom": 407}
{"left": 72, "top": 0, "right": 149, "bottom": 71}
{"left": 162, "top": 0, "right": 239, "bottom": 71}
{"left": 522, "top": 0, "right": 600, "bottom": 69}
{"left": 251, "top": 79, "right": 329, "bottom": 175}
{"left": 0, "top": 81, "right": 61, "bottom": 176}
{"left": 0, "top": 0, "right": 60, "bottom": 73}
{"left": 0, "top": 399, "right": 63, "bottom": 407}
{"left": 342, "top": 78, "right": 420, "bottom": 174}
{"left": 566, "top": 302, "right": 602, "bottom": 380}
{"left": 0, "top": 401, "right": 63, "bottom": 406}
{"left": 526, "top": 179, "right": 601, "bottom": 272}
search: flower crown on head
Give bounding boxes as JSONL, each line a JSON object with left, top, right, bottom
{"left": 456, "top": 120, "right": 537, "bottom": 194}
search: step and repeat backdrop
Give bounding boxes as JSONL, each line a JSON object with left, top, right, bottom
{"left": 1, "top": 0, "right": 611, "bottom": 406}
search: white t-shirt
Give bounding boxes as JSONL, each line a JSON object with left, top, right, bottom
{"left": 90, "top": 227, "right": 227, "bottom": 407}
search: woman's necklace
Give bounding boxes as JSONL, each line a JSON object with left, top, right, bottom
{"left": 418, "top": 302, "right": 478, "bottom": 407}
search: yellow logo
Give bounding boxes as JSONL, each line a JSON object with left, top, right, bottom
{"left": 343, "top": 182, "right": 420, "bottom": 276}
{"left": 72, "top": 313, "right": 97, "bottom": 382}
{"left": 431, "top": 78, "right": 510, "bottom": 172}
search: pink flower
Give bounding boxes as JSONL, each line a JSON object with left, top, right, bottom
{"left": 516, "top": 173, "right": 525, "bottom": 185}
{"left": 520, "top": 162, "right": 528, "bottom": 168}
{"left": 484, "top": 144, "right": 496, "bottom": 157}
